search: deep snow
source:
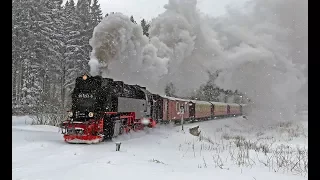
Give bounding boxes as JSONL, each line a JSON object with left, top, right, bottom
{"left": 13, "top": 113, "right": 307, "bottom": 180}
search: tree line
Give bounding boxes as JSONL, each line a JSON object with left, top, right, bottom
{"left": 12, "top": 0, "right": 151, "bottom": 115}
{"left": 164, "top": 71, "right": 249, "bottom": 104}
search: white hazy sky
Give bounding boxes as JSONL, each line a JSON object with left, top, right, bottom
{"left": 100, "top": 0, "right": 248, "bottom": 20}
{"left": 64, "top": 0, "right": 248, "bottom": 21}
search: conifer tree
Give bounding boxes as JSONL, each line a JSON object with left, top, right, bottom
{"left": 140, "top": 19, "right": 150, "bottom": 37}
{"left": 90, "top": 0, "right": 103, "bottom": 28}
{"left": 130, "top": 15, "right": 137, "bottom": 24}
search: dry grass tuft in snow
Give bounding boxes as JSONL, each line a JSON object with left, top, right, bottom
{"left": 149, "top": 159, "right": 167, "bottom": 165}
{"left": 180, "top": 119, "right": 308, "bottom": 177}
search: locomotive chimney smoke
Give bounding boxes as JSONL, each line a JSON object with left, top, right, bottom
{"left": 88, "top": 13, "right": 169, "bottom": 93}
{"left": 88, "top": 0, "right": 307, "bottom": 124}
{"left": 88, "top": 57, "right": 100, "bottom": 76}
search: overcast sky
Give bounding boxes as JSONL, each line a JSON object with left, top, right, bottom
{"left": 63, "top": 0, "right": 248, "bottom": 21}
{"left": 100, "top": 0, "right": 248, "bottom": 20}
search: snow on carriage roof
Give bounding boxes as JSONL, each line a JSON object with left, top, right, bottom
{"left": 159, "top": 95, "right": 247, "bottom": 106}
{"left": 209, "top": 101, "right": 228, "bottom": 105}
{"left": 228, "top": 103, "right": 241, "bottom": 106}
{"left": 193, "top": 100, "right": 212, "bottom": 105}
{"left": 159, "top": 95, "right": 192, "bottom": 102}
{"left": 160, "top": 95, "right": 209, "bottom": 104}
{"left": 160, "top": 95, "right": 232, "bottom": 105}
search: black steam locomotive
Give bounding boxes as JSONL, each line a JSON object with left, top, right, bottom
{"left": 69, "top": 74, "right": 160, "bottom": 120}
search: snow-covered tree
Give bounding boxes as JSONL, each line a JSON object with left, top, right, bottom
{"left": 62, "top": 0, "right": 90, "bottom": 108}
{"left": 130, "top": 15, "right": 137, "bottom": 24}
{"left": 39, "top": 0, "right": 67, "bottom": 109}
{"left": 165, "top": 82, "right": 176, "bottom": 97}
{"left": 12, "top": 0, "right": 50, "bottom": 113}
{"left": 90, "top": 0, "right": 103, "bottom": 28}
{"left": 140, "top": 19, "right": 150, "bottom": 37}
{"left": 75, "top": 0, "right": 92, "bottom": 72}
{"left": 12, "top": 0, "right": 107, "bottom": 115}
{"left": 12, "top": 0, "right": 29, "bottom": 107}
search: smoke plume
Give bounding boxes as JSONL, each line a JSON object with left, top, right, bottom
{"left": 89, "top": 13, "right": 169, "bottom": 92}
{"left": 88, "top": 0, "right": 308, "bottom": 124}
{"left": 211, "top": 0, "right": 308, "bottom": 123}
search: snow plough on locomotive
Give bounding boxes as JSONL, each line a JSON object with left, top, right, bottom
{"left": 60, "top": 74, "right": 157, "bottom": 144}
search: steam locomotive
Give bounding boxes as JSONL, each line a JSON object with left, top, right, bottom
{"left": 60, "top": 74, "right": 158, "bottom": 143}
{"left": 60, "top": 74, "right": 245, "bottom": 144}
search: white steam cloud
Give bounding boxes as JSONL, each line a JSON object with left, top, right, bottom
{"left": 89, "top": 13, "right": 169, "bottom": 92}
{"left": 211, "top": 0, "right": 308, "bottom": 124}
{"left": 88, "top": 0, "right": 307, "bottom": 124}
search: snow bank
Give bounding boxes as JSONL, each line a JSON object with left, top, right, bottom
{"left": 13, "top": 115, "right": 307, "bottom": 180}
{"left": 12, "top": 116, "right": 34, "bottom": 126}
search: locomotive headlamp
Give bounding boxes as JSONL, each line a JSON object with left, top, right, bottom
{"left": 83, "top": 75, "right": 88, "bottom": 80}
{"left": 68, "top": 111, "right": 73, "bottom": 117}
{"left": 141, "top": 118, "right": 150, "bottom": 125}
{"left": 88, "top": 112, "right": 94, "bottom": 117}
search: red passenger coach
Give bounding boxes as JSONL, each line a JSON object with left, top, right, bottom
{"left": 159, "top": 96, "right": 244, "bottom": 123}
{"left": 161, "top": 96, "right": 192, "bottom": 123}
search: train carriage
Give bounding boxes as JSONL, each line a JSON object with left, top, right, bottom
{"left": 228, "top": 103, "right": 241, "bottom": 116}
{"left": 210, "top": 102, "right": 228, "bottom": 117}
{"left": 194, "top": 100, "right": 212, "bottom": 120}
{"left": 160, "top": 96, "right": 192, "bottom": 123}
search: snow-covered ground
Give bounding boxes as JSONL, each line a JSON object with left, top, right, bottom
{"left": 13, "top": 112, "right": 308, "bottom": 180}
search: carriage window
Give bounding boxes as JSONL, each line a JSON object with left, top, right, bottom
{"left": 176, "top": 102, "right": 179, "bottom": 111}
